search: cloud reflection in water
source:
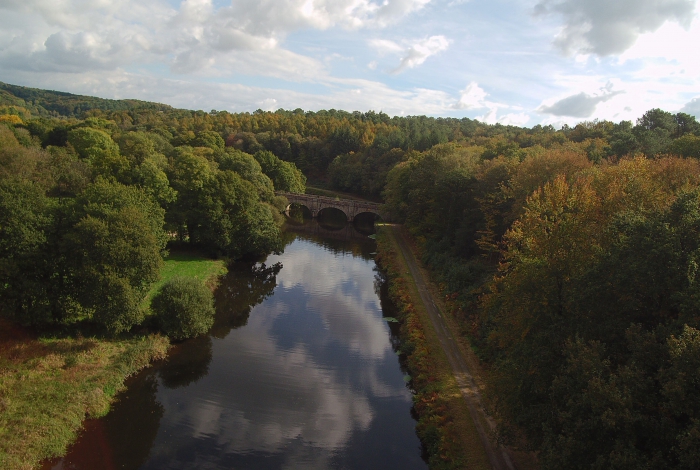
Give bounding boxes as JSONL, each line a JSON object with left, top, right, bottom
{"left": 126, "top": 236, "right": 424, "bottom": 469}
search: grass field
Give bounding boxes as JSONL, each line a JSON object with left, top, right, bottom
{"left": 143, "top": 251, "right": 227, "bottom": 307}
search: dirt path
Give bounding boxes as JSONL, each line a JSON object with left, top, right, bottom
{"left": 390, "top": 225, "right": 516, "bottom": 470}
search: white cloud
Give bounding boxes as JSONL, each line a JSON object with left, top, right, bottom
{"left": 476, "top": 108, "right": 530, "bottom": 126}
{"left": 392, "top": 35, "right": 450, "bottom": 73}
{"left": 192, "top": 0, "right": 433, "bottom": 36}
{"left": 535, "top": 0, "right": 697, "bottom": 56}
{"left": 617, "top": 17, "right": 700, "bottom": 88}
{"left": 682, "top": 97, "right": 700, "bottom": 117}
{"left": 0, "top": 0, "right": 433, "bottom": 80}
{"left": 1, "top": 0, "right": 695, "bottom": 125}
{"left": 538, "top": 85, "right": 624, "bottom": 117}
{"left": 453, "top": 81, "right": 488, "bottom": 109}
{"left": 369, "top": 35, "right": 450, "bottom": 73}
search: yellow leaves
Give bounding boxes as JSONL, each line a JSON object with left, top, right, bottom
{"left": 508, "top": 174, "right": 600, "bottom": 267}
{"left": 505, "top": 155, "right": 700, "bottom": 270}
{"left": 0, "top": 114, "right": 23, "bottom": 125}
{"left": 508, "top": 146, "right": 592, "bottom": 206}
{"left": 589, "top": 156, "right": 670, "bottom": 219}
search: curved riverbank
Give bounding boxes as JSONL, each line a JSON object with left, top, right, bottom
{"left": 0, "top": 252, "right": 226, "bottom": 470}
{"left": 0, "top": 327, "right": 169, "bottom": 470}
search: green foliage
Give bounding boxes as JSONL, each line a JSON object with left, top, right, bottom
{"left": 117, "top": 131, "right": 161, "bottom": 165}
{"left": 253, "top": 150, "right": 306, "bottom": 193}
{"left": 0, "top": 177, "right": 52, "bottom": 323}
{"left": 217, "top": 149, "right": 275, "bottom": 201}
{"left": 669, "top": 134, "right": 700, "bottom": 159}
{"left": 192, "top": 130, "right": 225, "bottom": 152}
{"left": 134, "top": 157, "right": 177, "bottom": 206}
{"left": 67, "top": 126, "right": 119, "bottom": 160}
{"left": 195, "top": 170, "right": 282, "bottom": 257}
{"left": 152, "top": 277, "right": 215, "bottom": 340}
{"left": 67, "top": 126, "right": 132, "bottom": 182}
{"left": 61, "top": 180, "right": 167, "bottom": 332}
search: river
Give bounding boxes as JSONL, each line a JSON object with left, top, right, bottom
{"left": 43, "top": 218, "right": 427, "bottom": 470}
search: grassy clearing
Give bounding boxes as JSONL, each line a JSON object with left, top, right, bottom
{"left": 143, "top": 251, "right": 227, "bottom": 307}
{"left": 0, "top": 321, "right": 169, "bottom": 470}
{"left": 376, "top": 226, "right": 491, "bottom": 470}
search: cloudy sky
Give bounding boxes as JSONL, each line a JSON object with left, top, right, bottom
{"left": 1, "top": 0, "right": 699, "bottom": 126}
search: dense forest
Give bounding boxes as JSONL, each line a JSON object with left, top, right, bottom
{"left": 0, "top": 82, "right": 305, "bottom": 335}
{"left": 3, "top": 81, "right": 700, "bottom": 469}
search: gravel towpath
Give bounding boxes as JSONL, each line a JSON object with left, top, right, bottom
{"left": 390, "top": 225, "right": 516, "bottom": 470}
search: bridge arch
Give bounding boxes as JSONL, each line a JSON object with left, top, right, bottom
{"left": 316, "top": 206, "right": 349, "bottom": 221}
{"left": 278, "top": 192, "right": 386, "bottom": 223}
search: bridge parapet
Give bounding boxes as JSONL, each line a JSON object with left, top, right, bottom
{"left": 276, "top": 191, "right": 386, "bottom": 222}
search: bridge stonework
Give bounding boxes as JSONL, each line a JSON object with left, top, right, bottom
{"left": 277, "top": 192, "right": 386, "bottom": 222}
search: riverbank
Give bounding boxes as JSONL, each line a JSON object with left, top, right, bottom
{"left": 0, "top": 252, "right": 226, "bottom": 470}
{"left": 0, "top": 327, "right": 169, "bottom": 470}
{"left": 375, "top": 225, "right": 493, "bottom": 470}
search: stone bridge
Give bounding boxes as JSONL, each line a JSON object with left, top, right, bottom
{"left": 277, "top": 192, "right": 386, "bottom": 222}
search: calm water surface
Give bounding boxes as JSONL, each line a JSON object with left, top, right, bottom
{"left": 45, "top": 221, "right": 426, "bottom": 470}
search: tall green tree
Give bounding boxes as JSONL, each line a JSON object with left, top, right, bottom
{"left": 0, "top": 177, "right": 52, "bottom": 324}
{"left": 61, "top": 179, "right": 167, "bottom": 332}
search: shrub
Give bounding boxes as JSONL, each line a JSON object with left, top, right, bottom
{"left": 151, "top": 277, "right": 215, "bottom": 340}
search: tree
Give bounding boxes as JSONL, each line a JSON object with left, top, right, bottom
{"left": 117, "top": 131, "right": 160, "bottom": 165}
{"left": 669, "top": 134, "right": 700, "bottom": 159}
{"left": 609, "top": 121, "right": 639, "bottom": 157}
{"left": 67, "top": 126, "right": 130, "bottom": 181}
{"left": 217, "top": 149, "right": 275, "bottom": 202}
{"left": 62, "top": 180, "right": 166, "bottom": 333}
{"left": 167, "top": 146, "right": 215, "bottom": 239}
{"left": 0, "top": 177, "right": 52, "bottom": 323}
{"left": 674, "top": 112, "right": 700, "bottom": 138}
{"left": 152, "top": 277, "right": 215, "bottom": 340}
{"left": 192, "top": 170, "right": 281, "bottom": 258}
{"left": 67, "top": 127, "right": 119, "bottom": 160}
{"left": 133, "top": 157, "right": 177, "bottom": 206}
{"left": 253, "top": 150, "right": 306, "bottom": 193}
{"left": 634, "top": 109, "right": 676, "bottom": 157}
{"left": 192, "top": 130, "right": 225, "bottom": 152}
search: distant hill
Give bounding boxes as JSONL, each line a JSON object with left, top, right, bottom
{"left": 0, "top": 81, "right": 173, "bottom": 118}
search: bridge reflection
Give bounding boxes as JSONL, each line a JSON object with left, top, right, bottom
{"left": 283, "top": 218, "right": 375, "bottom": 242}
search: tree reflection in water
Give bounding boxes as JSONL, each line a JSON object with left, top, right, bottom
{"left": 158, "top": 335, "right": 213, "bottom": 389}
{"left": 211, "top": 261, "right": 282, "bottom": 337}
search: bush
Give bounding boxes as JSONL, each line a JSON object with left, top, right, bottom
{"left": 151, "top": 277, "right": 215, "bottom": 340}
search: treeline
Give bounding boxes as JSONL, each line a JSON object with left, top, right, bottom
{"left": 0, "top": 98, "right": 305, "bottom": 335}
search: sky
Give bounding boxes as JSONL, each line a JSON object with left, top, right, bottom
{"left": 0, "top": 0, "right": 699, "bottom": 127}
